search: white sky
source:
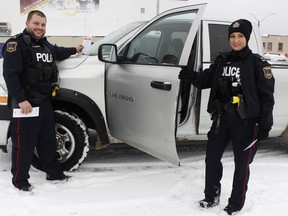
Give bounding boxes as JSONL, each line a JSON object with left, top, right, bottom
{"left": 0, "top": 0, "right": 287, "bottom": 36}
{"left": 190, "top": 0, "right": 288, "bottom": 35}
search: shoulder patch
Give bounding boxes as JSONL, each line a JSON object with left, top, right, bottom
{"left": 263, "top": 66, "right": 273, "bottom": 79}
{"left": 6, "top": 41, "right": 17, "bottom": 52}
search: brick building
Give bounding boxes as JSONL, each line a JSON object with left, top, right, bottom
{"left": 262, "top": 35, "right": 288, "bottom": 57}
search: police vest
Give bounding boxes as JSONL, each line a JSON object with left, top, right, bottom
{"left": 19, "top": 34, "right": 59, "bottom": 85}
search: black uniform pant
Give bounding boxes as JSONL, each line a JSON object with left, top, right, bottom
{"left": 204, "top": 111, "right": 257, "bottom": 209}
{"left": 10, "top": 100, "right": 63, "bottom": 188}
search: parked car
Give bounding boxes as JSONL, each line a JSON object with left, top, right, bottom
{"left": 264, "top": 53, "right": 288, "bottom": 61}
{"left": 0, "top": 22, "right": 12, "bottom": 36}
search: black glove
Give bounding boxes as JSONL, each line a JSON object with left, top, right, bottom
{"left": 257, "top": 129, "right": 269, "bottom": 141}
{"left": 178, "top": 67, "right": 197, "bottom": 80}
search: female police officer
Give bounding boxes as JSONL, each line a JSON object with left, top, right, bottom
{"left": 3, "top": 10, "right": 83, "bottom": 192}
{"left": 179, "top": 19, "right": 274, "bottom": 215}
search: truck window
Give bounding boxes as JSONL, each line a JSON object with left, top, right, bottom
{"left": 125, "top": 11, "right": 197, "bottom": 65}
{"left": 208, "top": 24, "right": 230, "bottom": 60}
{"left": 208, "top": 23, "right": 261, "bottom": 59}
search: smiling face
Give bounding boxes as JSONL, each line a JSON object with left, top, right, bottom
{"left": 26, "top": 13, "right": 46, "bottom": 39}
{"left": 229, "top": 32, "right": 247, "bottom": 51}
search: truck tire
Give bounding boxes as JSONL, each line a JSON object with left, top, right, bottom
{"left": 31, "top": 110, "right": 90, "bottom": 171}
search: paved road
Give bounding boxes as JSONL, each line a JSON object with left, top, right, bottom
{"left": 85, "top": 136, "right": 288, "bottom": 163}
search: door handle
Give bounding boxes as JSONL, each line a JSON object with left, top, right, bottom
{"left": 150, "top": 81, "right": 172, "bottom": 91}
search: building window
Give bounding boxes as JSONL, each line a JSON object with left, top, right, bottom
{"left": 267, "top": 42, "right": 272, "bottom": 52}
{"left": 278, "top": 42, "right": 283, "bottom": 52}
{"left": 263, "top": 42, "right": 266, "bottom": 49}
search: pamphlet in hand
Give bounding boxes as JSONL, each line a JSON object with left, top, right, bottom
{"left": 13, "top": 107, "right": 39, "bottom": 118}
{"left": 82, "top": 36, "right": 92, "bottom": 55}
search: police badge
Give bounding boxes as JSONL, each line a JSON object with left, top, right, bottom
{"left": 6, "top": 41, "right": 17, "bottom": 52}
{"left": 233, "top": 21, "right": 240, "bottom": 28}
{"left": 263, "top": 66, "right": 273, "bottom": 79}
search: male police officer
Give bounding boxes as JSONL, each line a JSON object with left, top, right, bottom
{"left": 2, "top": 10, "right": 83, "bottom": 192}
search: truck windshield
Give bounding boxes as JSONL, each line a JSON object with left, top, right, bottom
{"left": 89, "top": 21, "right": 146, "bottom": 55}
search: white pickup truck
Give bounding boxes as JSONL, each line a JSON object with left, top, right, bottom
{"left": 1, "top": 4, "right": 288, "bottom": 171}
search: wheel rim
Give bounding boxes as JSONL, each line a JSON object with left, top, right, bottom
{"left": 55, "top": 123, "right": 76, "bottom": 163}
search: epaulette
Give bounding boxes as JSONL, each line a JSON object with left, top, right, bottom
{"left": 5, "top": 34, "right": 21, "bottom": 42}
{"left": 13, "top": 33, "right": 31, "bottom": 45}
{"left": 15, "top": 33, "right": 23, "bottom": 38}
{"left": 213, "top": 52, "right": 229, "bottom": 64}
{"left": 254, "top": 53, "right": 267, "bottom": 63}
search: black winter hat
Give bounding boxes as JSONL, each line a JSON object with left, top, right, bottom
{"left": 228, "top": 19, "right": 252, "bottom": 42}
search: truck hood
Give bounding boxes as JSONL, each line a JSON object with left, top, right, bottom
{"left": 56, "top": 54, "right": 102, "bottom": 70}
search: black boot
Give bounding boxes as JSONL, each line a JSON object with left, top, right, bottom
{"left": 223, "top": 203, "right": 242, "bottom": 215}
{"left": 46, "top": 174, "right": 70, "bottom": 181}
{"left": 198, "top": 195, "right": 220, "bottom": 208}
{"left": 13, "top": 181, "right": 33, "bottom": 192}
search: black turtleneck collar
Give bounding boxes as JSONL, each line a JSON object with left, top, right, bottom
{"left": 229, "top": 46, "right": 252, "bottom": 60}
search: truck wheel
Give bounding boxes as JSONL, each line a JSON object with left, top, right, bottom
{"left": 31, "top": 110, "right": 90, "bottom": 171}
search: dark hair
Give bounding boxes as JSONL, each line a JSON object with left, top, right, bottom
{"left": 27, "top": 10, "right": 46, "bottom": 21}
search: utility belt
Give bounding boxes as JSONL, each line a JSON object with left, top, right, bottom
{"left": 24, "top": 84, "right": 59, "bottom": 105}
{"left": 213, "top": 94, "right": 247, "bottom": 119}
{"left": 25, "top": 89, "right": 51, "bottom": 105}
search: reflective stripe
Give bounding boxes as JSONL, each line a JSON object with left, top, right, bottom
{"left": 241, "top": 123, "right": 257, "bottom": 207}
{"left": 13, "top": 118, "right": 21, "bottom": 188}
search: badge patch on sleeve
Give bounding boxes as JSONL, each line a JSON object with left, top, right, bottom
{"left": 6, "top": 41, "right": 17, "bottom": 52}
{"left": 263, "top": 66, "right": 273, "bottom": 79}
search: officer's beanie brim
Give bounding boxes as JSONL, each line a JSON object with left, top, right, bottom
{"left": 228, "top": 19, "right": 252, "bottom": 42}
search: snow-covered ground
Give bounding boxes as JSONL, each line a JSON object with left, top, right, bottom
{"left": 1, "top": 139, "right": 288, "bottom": 216}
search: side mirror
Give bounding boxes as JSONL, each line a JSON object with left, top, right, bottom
{"left": 98, "top": 44, "right": 118, "bottom": 63}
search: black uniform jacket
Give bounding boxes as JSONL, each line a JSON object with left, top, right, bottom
{"left": 191, "top": 46, "right": 275, "bottom": 130}
{"left": 2, "top": 29, "right": 77, "bottom": 104}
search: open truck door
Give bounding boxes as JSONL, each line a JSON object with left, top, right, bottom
{"left": 99, "top": 4, "right": 207, "bottom": 165}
